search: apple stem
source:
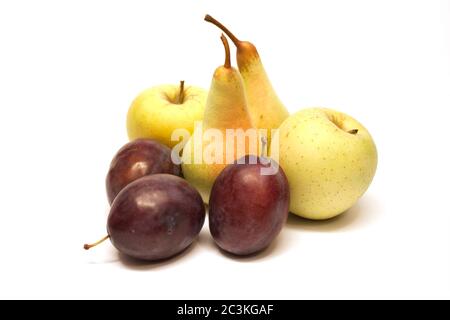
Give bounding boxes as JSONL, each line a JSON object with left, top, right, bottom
{"left": 205, "top": 14, "right": 241, "bottom": 46}
{"left": 84, "top": 235, "right": 110, "bottom": 250}
{"left": 221, "top": 34, "right": 231, "bottom": 68}
{"left": 348, "top": 129, "right": 358, "bottom": 134}
{"left": 260, "top": 136, "right": 267, "bottom": 158}
{"left": 177, "top": 80, "right": 185, "bottom": 104}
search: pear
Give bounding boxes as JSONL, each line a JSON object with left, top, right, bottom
{"left": 204, "top": 15, "right": 289, "bottom": 140}
{"left": 181, "top": 35, "right": 255, "bottom": 203}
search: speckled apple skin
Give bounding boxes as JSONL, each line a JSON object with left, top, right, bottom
{"left": 278, "top": 108, "right": 377, "bottom": 220}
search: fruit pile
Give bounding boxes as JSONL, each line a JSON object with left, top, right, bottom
{"left": 84, "top": 15, "right": 377, "bottom": 262}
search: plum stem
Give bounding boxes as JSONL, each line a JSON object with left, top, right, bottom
{"left": 177, "top": 80, "right": 185, "bottom": 104}
{"left": 348, "top": 129, "right": 358, "bottom": 134}
{"left": 221, "top": 34, "right": 231, "bottom": 68}
{"left": 84, "top": 235, "right": 110, "bottom": 250}
{"left": 204, "top": 14, "right": 241, "bottom": 46}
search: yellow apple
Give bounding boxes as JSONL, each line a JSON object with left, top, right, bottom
{"left": 277, "top": 108, "right": 377, "bottom": 220}
{"left": 127, "top": 81, "right": 207, "bottom": 148}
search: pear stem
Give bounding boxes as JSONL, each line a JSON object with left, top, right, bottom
{"left": 221, "top": 34, "right": 231, "bottom": 68}
{"left": 205, "top": 14, "right": 241, "bottom": 46}
{"left": 177, "top": 80, "right": 185, "bottom": 104}
{"left": 84, "top": 235, "right": 110, "bottom": 250}
{"left": 348, "top": 129, "right": 358, "bottom": 134}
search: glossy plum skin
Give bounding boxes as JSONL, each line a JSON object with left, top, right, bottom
{"left": 209, "top": 155, "right": 290, "bottom": 256}
{"left": 107, "top": 174, "right": 205, "bottom": 261}
{"left": 106, "top": 139, "right": 181, "bottom": 204}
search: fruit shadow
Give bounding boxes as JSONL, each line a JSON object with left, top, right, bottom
{"left": 198, "top": 226, "right": 291, "bottom": 262}
{"left": 285, "top": 194, "right": 379, "bottom": 232}
{"left": 117, "top": 239, "right": 198, "bottom": 271}
{"left": 86, "top": 246, "right": 121, "bottom": 265}
{"left": 218, "top": 236, "right": 288, "bottom": 262}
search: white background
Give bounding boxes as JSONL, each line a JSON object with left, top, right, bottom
{"left": 0, "top": 0, "right": 449, "bottom": 299}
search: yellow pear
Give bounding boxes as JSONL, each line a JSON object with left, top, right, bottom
{"left": 278, "top": 108, "right": 377, "bottom": 219}
{"left": 205, "top": 15, "right": 289, "bottom": 138}
{"left": 181, "top": 35, "right": 256, "bottom": 203}
{"left": 127, "top": 81, "right": 207, "bottom": 148}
